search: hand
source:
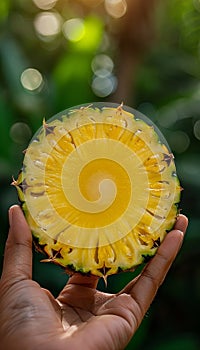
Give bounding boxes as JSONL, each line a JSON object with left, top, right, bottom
{"left": 0, "top": 206, "right": 188, "bottom": 350}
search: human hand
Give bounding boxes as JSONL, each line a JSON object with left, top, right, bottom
{"left": 0, "top": 205, "right": 188, "bottom": 350}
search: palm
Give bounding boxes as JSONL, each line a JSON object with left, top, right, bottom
{"left": 10, "top": 276, "right": 135, "bottom": 349}
{"left": 0, "top": 206, "right": 188, "bottom": 350}
{"left": 56, "top": 278, "right": 136, "bottom": 349}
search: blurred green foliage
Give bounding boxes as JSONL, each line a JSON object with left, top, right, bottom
{"left": 0, "top": 0, "right": 200, "bottom": 349}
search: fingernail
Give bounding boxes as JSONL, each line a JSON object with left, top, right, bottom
{"left": 9, "top": 208, "right": 13, "bottom": 227}
{"left": 8, "top": 205, "right": 19, "bottom": 227}
{"left": 177, "top": 229, "right": 184, "bottom": 236}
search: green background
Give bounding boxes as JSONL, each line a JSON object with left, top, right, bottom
{"left": 0, "top": 0, "right": 200, "bottom": 349}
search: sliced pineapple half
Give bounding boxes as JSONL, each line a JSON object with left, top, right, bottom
{"left": 14, "top": 103, "right": 181, "bottom": 278}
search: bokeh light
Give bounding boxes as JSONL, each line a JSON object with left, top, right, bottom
{"left": 32, "top": 0, "right": 57, "bottom": 10}
{"left": 20, "top": 68, "right": 44, "bottom": 92}
{"left": 91, "top": 53, "right": 116, "bottom": 97}
{"left": 158, "top": 107, "right": 178, "bottom": 128}
{"left": 104, "top": 0, "right": 127, "bottom": 18}
{"left": 193, "top": 0, "right": 200, "bottom": 12}
{"left": 137, "top": 102, "right": 157, "bottom": 120}
{"left": 168, "top": 130, "right": 190, "bottom": 153}
{"left": 92, "top": 75, "right": 117, "bottom": 97}
{"left": 91, "top": 54, "right": 114, "bottom": 77}
{"left": 193, "top": 119, "right": 200, "bottom": 140}
{"left": 9, "top": 122, "right": 32, "bottom": 145}
{"left": 34, "top": 11, "right": 62, "bottom": 39}
{"left": 62, "top": 18, "right": 85, "bottom": 42}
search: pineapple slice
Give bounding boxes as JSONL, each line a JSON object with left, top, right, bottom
{"left": 14, "top": 103, "right": 181, "bottom": 278}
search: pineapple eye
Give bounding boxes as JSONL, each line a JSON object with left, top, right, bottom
{"left": 14, "top": 103, "right": 181, "bottom": 278}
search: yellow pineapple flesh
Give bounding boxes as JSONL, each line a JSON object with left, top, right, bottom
{"left": 14, "top": 103, "right": 181, "bottom": 278}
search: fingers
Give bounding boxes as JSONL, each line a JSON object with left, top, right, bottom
{"left": 57, "top": 274, "right": 99, "bottom": 306}
{"left": 57, "top": 274, "right": 99, "bottom": 311}
{"left": 124, "top": 215, "right": 188, "bottom": 319}
{"left": 1, "top": 205, "right": 33, "bottom": 284}
{"left": 174, "top": 213, "right": 188, "bottom": 232}
{"left": 67, "top": 273, "right": 99, "bottom": 289}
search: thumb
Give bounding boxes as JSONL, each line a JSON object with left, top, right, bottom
{"left": 1, "top": 205, "right": 33, "bottom": 284}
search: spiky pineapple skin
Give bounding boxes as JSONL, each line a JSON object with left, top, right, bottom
{"left": 14, "top": 104, "right": 181, "bottom": 278}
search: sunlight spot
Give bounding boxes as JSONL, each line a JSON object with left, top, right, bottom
{"left": 63, "top": 18, "right": 85, "bottom": 42}
{"left": 32, "top": 0, "right": 57, "bottom": 10}
{"left": 194, "top": 119, "right": 200, "bottom": 140}
{"left": 10, "top": 123, "right": 32, "bottom": 145}
{"left": 20, "top": 68, "right": 44, "bottom": 91}
{"left": 92, "top": 75, "right": 117, "bottom": 97}
{"left": 168, "top": 131, "right": 190, "bottom": 154}
{"left": 34, "top": 11, "right": 62, "bottom": 39}
{"left": 104, "top": 0, "right": 127, "bottom": 18}
{"left": 193, "top": 0, "right": 200, "bottom": 12}
{"left": 158, "top": 107, "right": 178, "bottom": 128}
{"left": 91, "top": 54, "right": 114, "bottom": 77}
{"left": 137, "top": 102, "right": 157, "bottom": 120}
